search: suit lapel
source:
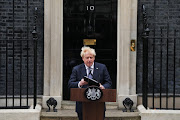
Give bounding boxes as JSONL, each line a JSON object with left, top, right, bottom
{"left": 93, "top": 62, "right": 99, "bottom": 82}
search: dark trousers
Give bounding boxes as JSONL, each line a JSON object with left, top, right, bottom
{"left": 77, "top": 113, "right": 83, "bottom": 120}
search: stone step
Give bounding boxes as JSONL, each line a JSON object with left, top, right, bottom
{"left": 41, "top": 109, "right": 140, "bottom": 120}
{"left": 61, "top": 101, "right": 119, "bottom": 110}
{"left": 41, "top": 117, "right": 140, "bottom": 120}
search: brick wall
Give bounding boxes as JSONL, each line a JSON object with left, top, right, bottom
{"left": 0, "top": 0, "right": 44, "bottom": 95}
{"left": 1, "top": 0, "right": 180, "bottom": 96}
{"left": 137, "top": 0, "right": 180, "bottom": 94}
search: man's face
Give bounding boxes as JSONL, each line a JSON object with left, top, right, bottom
{"left": 82, "top": 52, "right": 95, "bottom": 67}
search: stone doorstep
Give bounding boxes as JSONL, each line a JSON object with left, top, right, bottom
{"left": 41, "top": 117, "right": 140, "bottom": 120}
{"left": 61, "top": 101, "right": 120, "bottom": 110}
{"left": 42, "top": 102, "right": 140, "bottom": 119}
{"left": 41, "top": 108, "right": 140, "bottom": 118}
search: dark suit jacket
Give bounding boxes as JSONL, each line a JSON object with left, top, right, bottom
{"left": 68, "top": 62, "right": 112, "bottom": 113}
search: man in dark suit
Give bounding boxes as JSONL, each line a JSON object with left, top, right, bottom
{"left": 68, "top": 46, "right": 112, "bottom": 120}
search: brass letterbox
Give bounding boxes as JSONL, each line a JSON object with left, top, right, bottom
{"left": 83, "top": 39, "right": 96, "bottom": 45}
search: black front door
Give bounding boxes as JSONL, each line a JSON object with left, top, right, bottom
{"left": 63, "top": 0, "right": 117, "bottom": 100}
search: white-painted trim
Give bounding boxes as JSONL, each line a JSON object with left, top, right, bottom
{"left": 138, "top": 105, "right": 180, "bottom": 120}
{"left": 0, "top": 104, "right": 41, "bottom": 120}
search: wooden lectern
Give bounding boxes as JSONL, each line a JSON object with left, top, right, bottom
{"left": 70, "top": 88, "right": 116, "bottom": 120}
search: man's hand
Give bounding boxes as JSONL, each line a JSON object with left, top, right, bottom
{"left": 99, "top": 83, "right": 105, "bottom": 89}
{"left": 79, "top": 79, "right": 88, "bottom": 86}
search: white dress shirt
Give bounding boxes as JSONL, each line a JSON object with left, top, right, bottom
{"left": 78, "top": 63, "right": 94, "bottom": 88}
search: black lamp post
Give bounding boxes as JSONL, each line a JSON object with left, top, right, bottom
{"left": 142, "top": 4, "right": 150, "bottom": 109}
{"left": 32, "top": 7, "right": 38, "bottom": 109}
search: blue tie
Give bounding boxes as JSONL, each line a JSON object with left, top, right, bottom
{"left": 88, "top": 67, "right": 93, "bottom": 79}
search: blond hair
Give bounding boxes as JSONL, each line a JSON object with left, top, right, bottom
{"left": 80, "top": 46, "right": 96, "bottom": 58}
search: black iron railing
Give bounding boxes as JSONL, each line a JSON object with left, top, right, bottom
{"left": 0, "top": 0, "right": 38, "bottom": 109}
{"left": 142, "top": 4, "right": 180, "bottom": 110}
{"left": 0, "top": 39, "right": 37, "bottom": 109}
